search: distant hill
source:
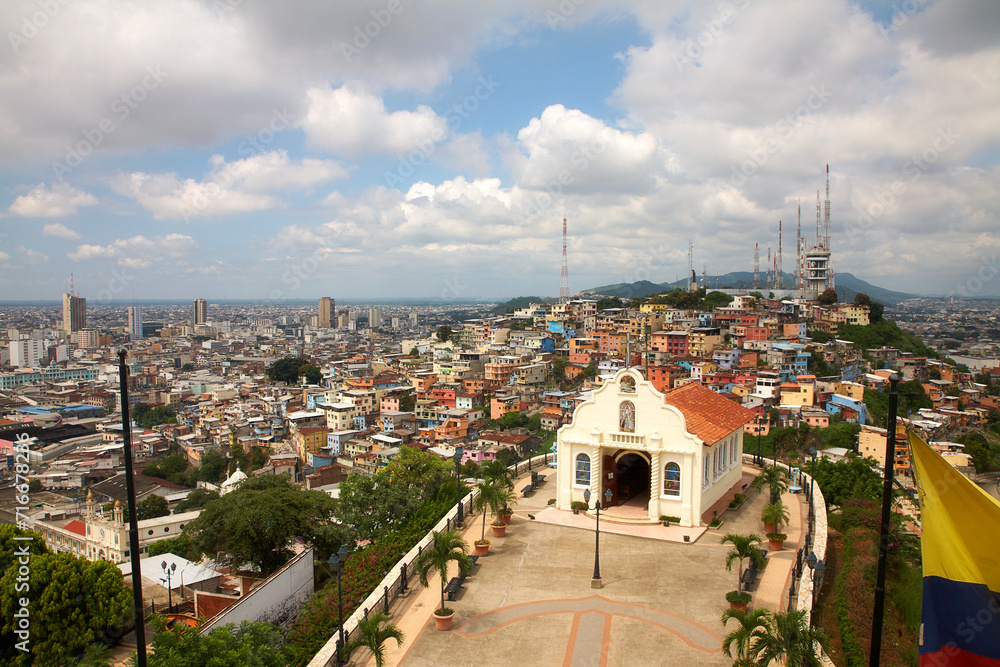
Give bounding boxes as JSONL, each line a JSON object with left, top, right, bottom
{"left": 493, "top": 296, "right": 556, "bottom": 315}
{"left": 580, "top": 272, "right": 918, "bottom": 306}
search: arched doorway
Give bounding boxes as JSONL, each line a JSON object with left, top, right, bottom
{"left": 615, "top": 453, "right": 650, "bottom": 506}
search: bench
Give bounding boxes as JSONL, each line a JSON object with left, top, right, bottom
{"left": 522, "top": 484, "right": 534, "bottom": 496}
{"left": 461, "top": 555, "right": 478, "bottom": 581}
{"left": 445, "top": 577, "right": 462, "bottom": 601}
{"left": 740, "top": 568, "right": 759, "bottom": 588}
{"left": 535, "top": 474, "right": 547, "bottom": 485}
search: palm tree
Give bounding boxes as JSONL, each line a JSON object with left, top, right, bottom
{"left": 722, "top": 533, "right": 765, "bottom": 593}
{"left": 720, "top": 607, "right": 772, "bottom": 667}
{"left": 755, "top": 609, "right": 828, "bottom": 667}
{"left": 473, "top": 480, "right": 506, "bottom": 543}
{"left": 480, "top": 459, "right": 515, "bottom": 490}
{"left": 416, "top": 529, "right": 473, "bottom": 615}
{"left": 760, "top": 500, "right": 790, "bottom": 532}
{"left": 342, "top": 612, "right": 404, "bottom": 667}
{"left": 753, "top": 465, "right": 789, "bottom": 504}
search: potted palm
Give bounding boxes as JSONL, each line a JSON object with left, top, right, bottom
{"left": 416, "top": 529, "right": 473, "bottom": 631}
{"left": 491, "top": 485, "right": 515, "bottom": 537}
{"left": 720, "top": 607, "right": 771, "bottom": 667}
{"left": 754, "top": 609, "right": 829, "bottom": 666}
{"left": 766, "top": 532, "right": 788, "bottom": 551}
{"left": 342, "top": 611, "right": 404, "bottom": 667}
{"left": 726, "top": 590, "right": 753, "bottom": 612}
{"left": 722, "top": 533, "right": 765, "bottom": 594}
{"left": 473, "top": 480, "right": 506, "bottom": 553}
{"left": 753, "top": 465, "right": 789, "bottom": 504}
{"left": 760, "top": 500, "right": 789, "bottom": 535}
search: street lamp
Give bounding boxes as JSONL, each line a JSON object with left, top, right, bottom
{"left": 453, "top": 446, "right": 464, "bottom": 527}
{"left": 160, "top": 561, "right": 176, "bottom": 613}
{"left": 808, "top": 446, "right": 817, "bottom": 541}
{"left": 583, "top": 487, "right": 613, "bottom": 589}
{"left": 806, "top": 552, "right": 826, "bottom": 627}
{"left": 327, "top": 545, "right": 351, "bottom": 667}
{"left": 755, "top": 421, "right": 764, "bottom": 466}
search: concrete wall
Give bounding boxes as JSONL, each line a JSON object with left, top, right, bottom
{"left": 200, "top": 548, "right": 314, "bottom": 632}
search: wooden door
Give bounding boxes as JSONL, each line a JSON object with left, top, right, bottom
{"left": 602, "top": 455, "right": 618, "bottom": 507}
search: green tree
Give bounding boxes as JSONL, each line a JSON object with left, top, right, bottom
{"left": 753, "top": 466, "right": 789, "bottom": 504}
{"left": 380, "top": 445, "right": 453, "bottom": 499}
{"left": 142, "top": 454, "right": 190, "bottom": 482}
{"left": 817, "top": 288, "right": 838, "bottom": 305}
{"left": 196, "top": 449, "right": 228, "bottom": 484}
{"left": 0, "top": 552, "right": 132, "bottom": 666}
{"left": 595, "top": 296, "right": 623, "bottom": 311}
{"left": 721, "top": 607, "right": 772, "bottom": 666}
{"left": 754, "top": 609, "right": 828, "bottom": 667}
{"left": 416, "top": 530, "right": 473, "bottom": 616}
{"left": 146, "top": 535, "right": 197, "bottom": 560}
{"left": 147, "top": 617, "right": 289, "bottom": 666}
{"left": 180, "top": 363, "right": 195, "bottom": 371}
{"left": 186, "top": 475, "right": 338, "bottom": 576}
{"left": 299, "top": 363, "right": 322, "bottom": 385}
{"left": 28, "top": 478, "right": 42, "bottom": 493}
{"left": 761, "top": 501, "right": 790, "bottom": 531}
{"left": 722, "top": 533, "right": 765, "bottom": 594}
{"left": 398, "top": 391, "right": 416, "bottom": 412}
{"left": 480, "top": 459, "right": 515, "bottom": 490}
{"left": 266, "top": 356, "right": 315, "bottom": 384}
{"left": 137, "top": 494, "right": 170, "bottom": 520}
{"left": 343, "top": 612, "right": 404, "bottom": 667}
{"left": 335, "top": 473, "right": 420, "bottom": 544}
{"left": 701, "top": 290, "right": 734, "bottom": 310}
{"left": 436, "top": 325, "right": 452, "bottom": 342}
{"left": 811, "top": 456, "right": 884, "bottom": 507}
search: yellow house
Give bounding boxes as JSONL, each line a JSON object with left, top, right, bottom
{"left": 834, "top": 381, "right": 865, "bottom": 402}
{"left": 779, "top": 382, "right": 814, "bottom": 407}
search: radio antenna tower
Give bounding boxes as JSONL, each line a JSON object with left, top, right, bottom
{"left": 796, "top": 200, "right": 803, "bottom": 289}
{"left": 753, "top": 243, "right": 759, "bottom": 290}
{"left": 766, "top": 246, "right": 772, "bottom": 291}
{"left": 687, "top": 240, "right": 695, "bottom": 292}
{"left": 824, "top": 164, "right": 831, "bottom": 251}
{"left": 776, "top": 220, "right": 783, "bottom": 291}
{"left": 559, "top": 217, "right": 570, "bottom": 303}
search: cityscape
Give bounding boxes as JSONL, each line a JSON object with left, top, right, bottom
{"left": 2, "top": 1, "right": 1000, "bottom": 666}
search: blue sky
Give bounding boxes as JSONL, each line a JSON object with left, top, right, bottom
{"left": 1, "top": 0, "right": 998, "bottom": 302}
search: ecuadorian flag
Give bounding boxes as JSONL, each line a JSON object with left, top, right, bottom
{"left": 909, "top": 430, "right": 1000, "bottom": 666}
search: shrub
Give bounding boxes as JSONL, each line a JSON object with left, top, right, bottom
{"left": 659, "top": 515, "right": 681, "bottom": 523}
{"left": 570, "top": 500, "right": 588, "bottom": 511}
{"left": 547, "top": 498, "right": 556, "bottom": 505}
{"left": 766, "top": 533, "right": 787, "bottom": 542}
{"left": 710, "top": 518, "right": 722, "bottom": 527}
{"left": 726, "top": 590, "right": 752, "bottom": 604}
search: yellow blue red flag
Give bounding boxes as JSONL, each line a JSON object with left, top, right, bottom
{"left": 909, "top": 430, "right": 1000, "bottom": 666}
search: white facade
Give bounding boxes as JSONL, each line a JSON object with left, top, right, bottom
{"left": 556, "top": 369, "right": 753, "bottom": 527}
{"left": 10, "top": 339, "right": 44, "bottom": 368}
{"left": 128, "top": 306, "right": 143, "bottom": 340}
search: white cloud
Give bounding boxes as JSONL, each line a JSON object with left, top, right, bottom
{"left": 114, "top": 150, "right": 347, "bottom": 219}
{"left": 302, "top": 85, "right": 448, "bottom": 158}
{"left": 68, "top": 234, "right": 198, "bottom": 266}
{"left": 7, "top": 184, "right": 98, "bottom": 218}
{"left": 42, "top": 223, "right": 81, "bottom": 240}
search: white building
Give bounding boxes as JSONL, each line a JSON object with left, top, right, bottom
{"left": 10, "top": 339, "right": 44, "bottom": 368}
{"left": 128, "top": 306, "right": 143, "bottom": 341}
{"left": 556, "top": 369, "right": 755, "bottom": 527}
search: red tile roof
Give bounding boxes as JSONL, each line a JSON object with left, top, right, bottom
{"left": 65, "top": 520, "right": 86, "bottom": 536}
{"left": 663, "top": 382, "right": 756, "bottom": 446}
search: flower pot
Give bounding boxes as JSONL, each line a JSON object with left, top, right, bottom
{"left": 491, "top": 523, "right": 507, "bottom": 537}
{"left": 763, "top": 523, "right": 776, "bottom": 534}
{"left": 474, "top": 541, "right": 490, "bottom": 557}
{"left": 768, "top": 538, "right": 784, "bottom": 551}
{"left": 499, "top": 513, "right": 512, "bottom": 525}
{"left": 729, "top": 602, "right": 748, "bottom": 612}
{"left": 662, "top": 520, "right": 669, "bottom": 527}
{"left": 572, "top": 509, "right": 579, "bottom": 515}
{"left": 434, "top": 610, "right": 454, "bottom": 631}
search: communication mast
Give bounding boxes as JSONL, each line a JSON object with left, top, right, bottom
{"left": 776, "top": 220, "right": 783, "bottom": 290}
{"left": 687, "top": 240, "right": 695, "bottom": 292}
{"left": 559, "top": 218, "right": 569, "bottom": 303}
{"left": 753, "top": 243, "right": 760, "bottom": 290}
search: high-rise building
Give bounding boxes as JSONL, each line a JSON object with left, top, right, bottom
{"left": 62, "top": 293, "right": 86, "bottom": 334}
{"left": 10, "top": 339, "right": 44, "bottom": 368}
{"left": 72, "top": 329, "right": 100, "bottom": 349}
{"left": 193, "top": 299, "right": 208, "bottom": 326}
{"left": 368, "top": 307, "right": 381, "bottom": 329}
{"left": 318, "top": 297, "right": 334, "bottom": 328}
{"left": 127, "top": 306, "right": 143, "bottom": 341}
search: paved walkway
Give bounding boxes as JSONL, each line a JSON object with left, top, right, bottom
{"left": 352, "top": 465, "right": 809, "bottom": 667}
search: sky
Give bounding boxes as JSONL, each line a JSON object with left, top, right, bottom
{"left": 1, "top": 0, "right": 998, "bottom": 304}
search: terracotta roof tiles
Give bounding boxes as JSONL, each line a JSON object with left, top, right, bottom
{"left": 663, "top": 382, "right": 756, "bottom": 446}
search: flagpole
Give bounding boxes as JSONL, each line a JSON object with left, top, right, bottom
{"left": 119, "top": 350, "right": 148, "bottom": 667}
{"left": 869, "top": 373, "right": 899, "bottom": 667}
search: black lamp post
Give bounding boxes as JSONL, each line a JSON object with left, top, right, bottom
{"left": 808, "top": 446, "right": 817, "bottom": 540}
{"left": 160, "top": 561, "right": 176, "bottom": 613}
{"left": 755, "top": 421, "right": 764, "bottom": 466}
{"left": 453, "top": 446, "right": 464, "bottom": 527}
{"left": 327, "top": 545, "right": 351, "bottom": 667}
{"left": 583, "top": 487, "right": 613, "bottom": 589}
{"left": 806, "top": 551, "right": 825, "bottom": 627}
